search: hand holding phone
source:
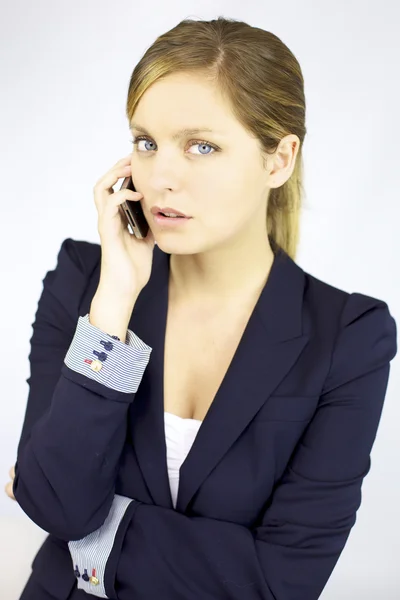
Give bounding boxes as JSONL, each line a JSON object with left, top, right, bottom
{"left": 92, "top": 155, "right": 155, "bottom": 302}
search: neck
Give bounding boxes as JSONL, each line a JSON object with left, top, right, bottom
{"left": 168, "top": 235, "right": 275, "bottom": 308}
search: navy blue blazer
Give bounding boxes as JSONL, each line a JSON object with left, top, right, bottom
{"left": 14, "top": 237, "right": 397, "bottom": 600}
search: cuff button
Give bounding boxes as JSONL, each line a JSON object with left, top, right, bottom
{"left": 90, "top": 359, "right": 103, "bottom": 372}
{"left": 100, "top": 340, "right": 113, "bottom": 351}
{"left": 82, "top": 569, "right": 90, "bottom": 582}
{"left": 90, "top": 568, "right": 99, "bottom": 585}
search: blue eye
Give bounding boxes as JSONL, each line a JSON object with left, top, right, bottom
{"left": 129, "top": 136, "right": 219, "bottom": 155}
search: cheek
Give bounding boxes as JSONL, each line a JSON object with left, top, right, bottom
{"left": 203, "top": 172, "right": 246, "bottom": 211}
{"left": 206, "top": 184, "right": 249, "bottom": 227}
{"left": 200, "top": 199, "right": 249, "bottom": 243}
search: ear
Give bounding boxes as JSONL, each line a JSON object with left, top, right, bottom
{"left": 268, "top": 135, "right": 300, "bottom": 188}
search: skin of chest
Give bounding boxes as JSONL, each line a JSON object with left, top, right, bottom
{"left": 163, "top": 301, "right": 255, "bottom": 421}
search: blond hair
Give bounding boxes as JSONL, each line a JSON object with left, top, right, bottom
{"left": 126, "top": 16, "right": 307, "bottom": 260}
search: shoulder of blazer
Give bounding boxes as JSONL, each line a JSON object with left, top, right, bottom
{"left": 300, "top": 268, "right": 396, "bottom": 358}
{"left": 40, "top": 238, "right": 101, "bottom": 330}
{"left": 58, "top": 237, "right": 101, "bottom": 280}
{"left": 304, "top": 268, "right": 393, "bottom": 317}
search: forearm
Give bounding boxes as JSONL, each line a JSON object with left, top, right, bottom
{"left": 14, "top": 371, "right": 133, "bottom": 540}
{"left": 74, "top": 491, "right": 354, "bottom": 600}
{"left": 14, "top": 308, "right": 152, "bottom": 541}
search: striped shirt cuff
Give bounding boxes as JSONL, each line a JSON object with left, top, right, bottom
{"left": 64, "top": 313, "right": 152, "bottom": 393}
{"left": 68, "top": 495, "right": 136, "bottom": 598}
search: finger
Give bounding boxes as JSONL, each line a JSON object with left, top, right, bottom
{"left": 94, "top": 158, "right": 132, "bottom": 193}
{"left": 93, "top": 166, "right": 137, "bottom": 211}
{"left": 114, "top": 154, "right": 132, "bottom": 167}
{"left": 108, "top": 154, "right": 133, "bottom": 171}
{"left": 98, "top": 191, "right": 144, "bottom": 236}
{"left": 9, "top": 465, "right": 15, "bottom": 480}
{"left": 103, "top": 188, "right": 143, "bottom": 213}
{"left": 5, "top": 480, "right": 15, "bottom": 500}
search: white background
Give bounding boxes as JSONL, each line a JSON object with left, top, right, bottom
{"left": 1, "top": 1, "right": 399, "bottom": 598}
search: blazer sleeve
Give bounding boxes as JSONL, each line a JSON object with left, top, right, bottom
{"left": 13, "top": 238, "right": 152, "bottom": 541}
{"left": 69, "top": 293, "right": 397, "bottom": 600}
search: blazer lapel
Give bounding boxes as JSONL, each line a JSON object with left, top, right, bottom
{"left": 128, "top": 245, "right": 310, "bottom": 514}
{"left": 127, "top": 247, "right": 173, "bottom": 509}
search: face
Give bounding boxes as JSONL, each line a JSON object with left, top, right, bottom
{"left": 129, "top": 72, "right": 297, "bottom": 255}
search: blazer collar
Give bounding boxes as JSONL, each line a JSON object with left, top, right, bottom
{"left": 128, "top": 244, "right": 309, "bottom": 513}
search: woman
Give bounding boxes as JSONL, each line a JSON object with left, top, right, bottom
{"left": 7, "top": 16, "right": 397, "bottom": 600}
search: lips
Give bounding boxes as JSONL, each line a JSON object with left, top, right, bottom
{"left": 151, "top": 206, "right": 190, "bottom": 218}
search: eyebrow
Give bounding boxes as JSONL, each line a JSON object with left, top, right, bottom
{"left": 129, "top": 123, "right": 222, "bottom": 140}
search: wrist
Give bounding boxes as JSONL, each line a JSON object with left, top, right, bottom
{"left": 89, "top": 290, "right": 138, "bottom": 343}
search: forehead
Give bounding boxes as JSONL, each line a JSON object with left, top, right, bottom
{"left": 129, "top": 122, "right": 223, "bottom": 141}
{"left": 130, "top": 73, "right": 237, "bottom": 138}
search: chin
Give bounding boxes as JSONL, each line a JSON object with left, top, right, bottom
{"left": 154, "top": 234, "right": 208, "bottom": 256}
{"left": 154, "top": 239, "right": 194, "bottom": 255}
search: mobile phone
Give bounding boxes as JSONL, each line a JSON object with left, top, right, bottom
{"left": 118, "top": 176, "right": 149, "bottom": 239}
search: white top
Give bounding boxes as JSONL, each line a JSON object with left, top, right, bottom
{"left": 164, "top": 411, "right": 202, "bottom": 508}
